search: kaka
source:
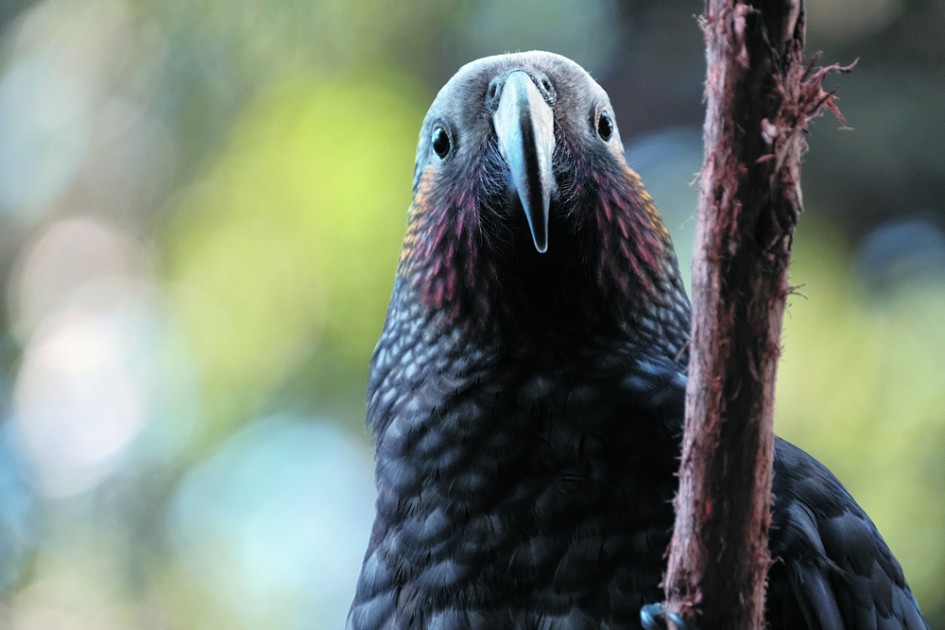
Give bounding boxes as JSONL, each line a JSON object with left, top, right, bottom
{"left": 347, "top": 52, "right": 927, "bottom": 629}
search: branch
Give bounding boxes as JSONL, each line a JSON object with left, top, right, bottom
{"left": 661, "top": 1, "right": 851, "bottom": 627}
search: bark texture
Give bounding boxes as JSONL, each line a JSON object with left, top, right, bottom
{"left": 662, "top": 1, "right": 850, "bottom": 627}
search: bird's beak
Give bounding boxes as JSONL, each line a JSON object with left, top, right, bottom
{"left": 493, "top": 70, "right": 555, "bottom": 254}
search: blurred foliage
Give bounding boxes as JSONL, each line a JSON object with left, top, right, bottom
{"left": 163, "top": 74, "right": 421, "bottom": 439}
{"left": 777, "top": 219, "right": 945, "bottom": 611}
{"left": 0, "top": 0, "right": 943, "bottom": 628}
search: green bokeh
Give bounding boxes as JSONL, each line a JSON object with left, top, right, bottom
{"left": 162, "top": 73, "right": 422, "bottom": 436}
{"left": 777, "top": 219, "right": 945, "bottom": 609}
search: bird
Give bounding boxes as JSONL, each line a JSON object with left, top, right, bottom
{"left": 347, "top": 51, "right": 927, "bottom": 629}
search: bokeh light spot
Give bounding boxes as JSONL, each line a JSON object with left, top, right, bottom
{"left": 168, "top": 415, "right": 374, "bottom": 630}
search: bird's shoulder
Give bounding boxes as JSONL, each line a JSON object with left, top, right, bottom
{"left": 768, "top": 438, "right": 928, "bottom": 629}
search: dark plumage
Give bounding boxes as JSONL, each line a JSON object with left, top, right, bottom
{"left": 348, "top": 52, "right": 926, "bottom": 629}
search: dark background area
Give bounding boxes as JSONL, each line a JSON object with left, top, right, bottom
{"left": 0, "top": 1, "right": 942, "bottom": 627}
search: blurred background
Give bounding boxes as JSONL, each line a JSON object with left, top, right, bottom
{"left": 0, "top": 0, "right": 942, "bottom": 627}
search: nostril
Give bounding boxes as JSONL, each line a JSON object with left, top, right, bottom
{"left": 533, "top": 73, "right": 556, "bottom": 103}
{"left": 486, "top": 77, "right": 503, "bottom": 110}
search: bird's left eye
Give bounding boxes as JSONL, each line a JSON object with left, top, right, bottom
{"left": 432, "top": 126, "right": 452, "bottom": 158}
{"left": 596, "top": 111, "right": 614, "bottom": 142}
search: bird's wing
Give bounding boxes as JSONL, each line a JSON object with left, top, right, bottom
{"left": 768, "top": 438, "right": 928, "bottom": 630}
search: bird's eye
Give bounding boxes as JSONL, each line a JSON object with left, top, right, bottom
{"left": 596, "top": 111, "right": 614, "bottom": 142}
{"left": 432, "top": 126, "right": 452, "bottom": 158}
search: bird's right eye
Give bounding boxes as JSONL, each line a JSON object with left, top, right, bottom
{"left": 432, "top": 126, "right": 452, "bottom": 158}
{"left": 596, "top": 111, "right": 614, "bottom": 142}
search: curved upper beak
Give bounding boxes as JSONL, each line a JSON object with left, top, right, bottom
{"left": 493, "top": 71, "right": 556, "bottom": 254}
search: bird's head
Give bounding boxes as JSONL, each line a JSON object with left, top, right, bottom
{"left": 397, "top": 52, "right": 690, "bottom": 357}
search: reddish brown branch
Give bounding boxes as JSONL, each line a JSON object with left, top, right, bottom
{"left": 661, "top": 1, "right": 848, "bottom": 628}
